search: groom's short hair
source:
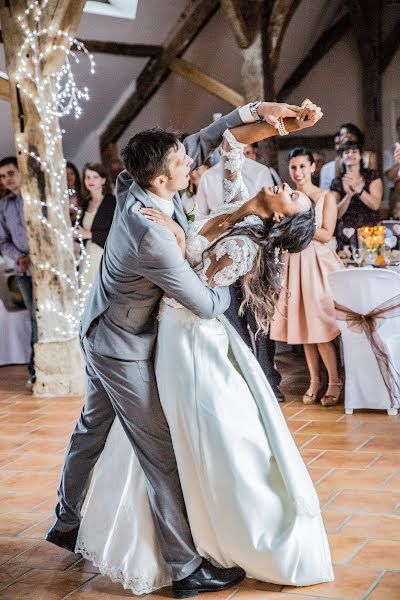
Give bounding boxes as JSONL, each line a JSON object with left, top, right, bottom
{"left": 121, "top": 128, "right": 181, "bottom": 189}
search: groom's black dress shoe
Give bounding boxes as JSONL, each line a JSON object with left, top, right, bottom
{"left": 273, "top": 387, "right": 285, "bottom": 402}
{"left": 172, "top": 558, "right": 245, "bottom": 598}
{"left": 45, "top": 525, "right": 80, "bottom": 553}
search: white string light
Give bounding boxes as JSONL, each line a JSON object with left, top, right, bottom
{"left": 16, "top": 0, "right": 96, "bottom": 338}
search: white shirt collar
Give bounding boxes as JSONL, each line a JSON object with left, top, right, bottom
{"left": 145, "top": 188, "right": 175, "bottom": 217}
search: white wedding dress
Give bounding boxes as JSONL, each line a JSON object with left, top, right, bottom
{"left": 75, "top": 130, "right": 334, "bottom": 594}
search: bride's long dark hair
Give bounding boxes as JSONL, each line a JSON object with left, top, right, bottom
{"left": 207, "top": 206, "right": 316, "bottom": 334}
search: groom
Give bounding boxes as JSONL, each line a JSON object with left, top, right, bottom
{"left": 46, "top": 101, "right": 302, "bottom": 597}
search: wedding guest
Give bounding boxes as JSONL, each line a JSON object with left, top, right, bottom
{"left": 320, "top": 123, "right": 377, "bottom": 191}
{"left": 0, "top": 156, "right": 38, "bottom": 386}
{"left": 196, "top": 141, "right": 283, "bottom": 400}
{"left": 312, "top": 150, "right": 326, "bottom": 186}
{"left": 74, "top": 163, "right": 116, "bottom": 300}
{"left": 197, "top": 143, "right": 281, "bottom": 219}
{"left": 330, "top": 141, "right": 382, "bottom": 250}
{"left": 319, "top": 131, "right": 341, "bottom": 190}
{"left": 66, "top": 162, "right": 83, "bottom": 225}
{"left": 271, "top": 148, "right": 344, "bottom": 406}
{"left": 339, "top": 123, "right": 377, "bottom": 170}
{"left": 180, "top": 158, "right": 212, "bottom": 216}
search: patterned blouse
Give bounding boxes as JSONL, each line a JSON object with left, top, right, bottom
{"left": 330, "top": 169, "right": 381, "bottom": 249}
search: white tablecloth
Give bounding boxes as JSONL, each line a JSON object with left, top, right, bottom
{"left": 0, "top": 259, "right": 31, "bottom": 366}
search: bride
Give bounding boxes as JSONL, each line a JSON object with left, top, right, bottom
{"left": 75, "top": 108, "right": 334, "bottom": 595}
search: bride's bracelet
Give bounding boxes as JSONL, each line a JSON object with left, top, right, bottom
{"left": 277, "top": 117, "right": 289, "bottom": 136}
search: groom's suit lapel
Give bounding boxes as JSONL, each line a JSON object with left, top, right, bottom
{"left": 127, "top": 183, "right": 188, "bottom": 235}
{"left": 128, "top": 182, "right": 159, "bottom": 210}
{"left": 173, "top": 193, "right": 189, "bottom": 235}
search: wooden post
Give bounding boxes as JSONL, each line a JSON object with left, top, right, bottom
{"left": 0, "top": 0, "right": 86, "bottom": 396}
{"left": 101, "top": 143, "right": 120, "bottom": 174}
{"left": 239, "top": 0, "right": 300, "bottom": 169}
{"left": 347, "top": 0, "right": 382, "bottom": 163}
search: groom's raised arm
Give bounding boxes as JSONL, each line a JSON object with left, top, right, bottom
{"left": 183, "top": 104, "right": 260, "bottom": 171}
{"left": 136, "top": 224, "right": 230, "bottom": 319}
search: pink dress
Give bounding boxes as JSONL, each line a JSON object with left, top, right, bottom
{"left": 270, "top": 194, "right": 344, "bottom": 344}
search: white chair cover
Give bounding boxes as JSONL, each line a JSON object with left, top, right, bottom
{"left": 328, "top": 268, "right": 400, "bottom": 412}
{"left": 0, "top": 265, "right": 31, "bottom": 366}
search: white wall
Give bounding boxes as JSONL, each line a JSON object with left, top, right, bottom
{"left": 277, "top": 32, "right": 363, "bottom": 182}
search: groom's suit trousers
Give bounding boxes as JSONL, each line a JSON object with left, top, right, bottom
{"left": 55, "top": 321, "right": 201, "bottom": 580}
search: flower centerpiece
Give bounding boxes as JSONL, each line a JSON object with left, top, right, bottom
{"left": 357, "top": 225, "right": 386, "bottom": 266}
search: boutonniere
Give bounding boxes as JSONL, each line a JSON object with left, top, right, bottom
{"left": 184, "top": 201, "right": 198, "bottom": 223}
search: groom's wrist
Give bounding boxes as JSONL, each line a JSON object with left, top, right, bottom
{"left": 238, "top": 101, "right": 262, "bottom": 124}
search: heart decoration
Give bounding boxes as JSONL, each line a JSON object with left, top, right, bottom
{"left": 385, "top": 235, "right": 398, "bottom": 249}
{"left": 343, "top": 227, "right": 355, "bottom": 239}
{"left": 392, "top": 224, "right": 400, "bottom": 235}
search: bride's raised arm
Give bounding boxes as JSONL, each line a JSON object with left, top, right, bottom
{"left": 222, "top": 100, "right": 323, "bottom": 207}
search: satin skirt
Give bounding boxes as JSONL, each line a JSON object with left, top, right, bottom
{"left": 270, "top": 241, "right": 344, "bottom": 344}
{"left": 76, "top": 303, "right": 334, "bottom": 595}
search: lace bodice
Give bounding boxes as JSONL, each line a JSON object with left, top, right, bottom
{"left": 163, "top": 129, "right": 261, "bottom": 311}
{"left": 186, "top": 128, "right": 260, "bottom": 287}
{"left": 185, "top": 213, "right": 260, "bottom": 287}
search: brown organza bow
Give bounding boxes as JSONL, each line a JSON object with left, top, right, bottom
{"left": 335, "top": 293, "right": 400, "bottom": 408}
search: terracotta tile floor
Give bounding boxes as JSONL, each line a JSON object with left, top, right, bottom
{"left": 1, "top": 353, "right": 400, "bottom": 600}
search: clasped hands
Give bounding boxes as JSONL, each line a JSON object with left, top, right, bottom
{"left": 342, "top": 173, "right": 363, "bottom": 196}
{"left": 256, "top": 99, "right": 323, "bottom": 131}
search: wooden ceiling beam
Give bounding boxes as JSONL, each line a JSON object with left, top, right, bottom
{"left": 220, "top": 0, "right": 260, "bottom": 49}
{"left": 278, "top": 13, "right": 350, "bottom": 100}
{"left": 100, "top": 0, "right": 220, "bottom": 150}
{"left": 267, "top": 0, "right": 302, "bottom": 72}
{"left": 82, "top": 40, "right": 161, "bottom": 58}
{"left": 170, "top": 57, "right": 244, "bottom": 106}
{"left": 0, "top": 30, "right": 162, "bottom": 58}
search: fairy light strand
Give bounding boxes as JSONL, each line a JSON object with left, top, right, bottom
{"left": 16, "top": 0, "right": 95, "bottom": 338}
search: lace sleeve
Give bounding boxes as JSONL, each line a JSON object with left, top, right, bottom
{"left": 221, "top": 129, "right": 250, "bottom": 206}
{"left": 198, "top": 235, "right": 258, "bottom": 287}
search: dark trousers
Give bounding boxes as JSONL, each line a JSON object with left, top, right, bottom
{"left": 15, "top": 275, "right": 38, "bottom": 380}
{"left": 224, "top": 280, "right": 281, "bottom": 390}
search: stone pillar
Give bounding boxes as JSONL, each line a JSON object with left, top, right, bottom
{"left": 0, "top": 0, "right": 86, "bottom": 396}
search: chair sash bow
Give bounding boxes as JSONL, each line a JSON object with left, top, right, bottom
{"left": 334, "top": 293, "right": 400, "bottom": 407}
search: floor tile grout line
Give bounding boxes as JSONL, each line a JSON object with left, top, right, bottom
{"left": 320, "top": 489, "right": 342, "bottom": 510}
{"left": 57, "top": 573, "right": 98, "bottom": 599}
{"left": 334, "top": 513, "right": 353, "bottom": 534}
{"left": 355, "top": 436, "right": 375, "bottom": 451}
{"left": 344, "top": 538, "right": 369, "bottom": 566}
{"left": 15, "top": 513, "right": 55, "bottom": 538}
{"left": 307, "top": 449, "right": 326, "bottom": 466}
{"left": 0, "top": 567, "right": 33, "bottom": 593}
{"left": 313, "top": 466, "right": 336, "bottom": 486}
{"left": 299, "top": 433, "right": 320, "bottom": 449}
{"left": 361, "top": 569, "right": 387, "bottom": 600}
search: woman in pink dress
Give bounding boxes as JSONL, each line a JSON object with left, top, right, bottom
{"left": 270, "top": 148, "right": 344, "bottom": 406}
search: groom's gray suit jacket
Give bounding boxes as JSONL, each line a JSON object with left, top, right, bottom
{"left": 80, "top": 108, "right": 246, "bottom": 359}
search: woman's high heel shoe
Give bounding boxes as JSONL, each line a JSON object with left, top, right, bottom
{"left": 321, "top": 382, "right": 344, "bottom": 407}
{"left": 302, "top": 379, "right": 322, "bottom": 405}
